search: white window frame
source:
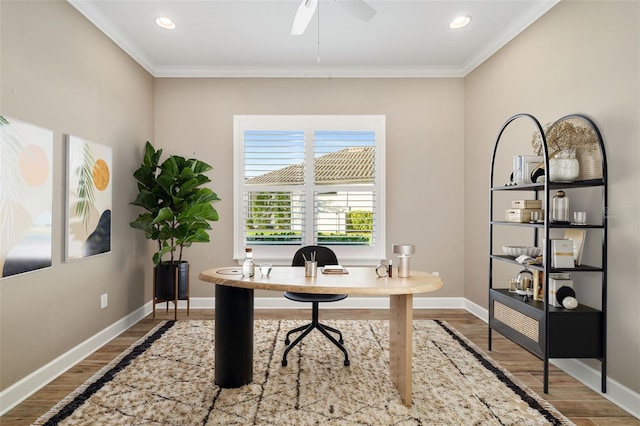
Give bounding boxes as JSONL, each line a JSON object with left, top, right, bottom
{"left": 233, "top": 115, "right": 386, "bottom": 265}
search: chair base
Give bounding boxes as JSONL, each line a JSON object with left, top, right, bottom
{"left": 281, "top": 302, "right": 350, "bottom": 367}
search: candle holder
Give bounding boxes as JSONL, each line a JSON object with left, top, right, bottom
{"left": 392, "top": 244, "right": 415, "bottom": 278}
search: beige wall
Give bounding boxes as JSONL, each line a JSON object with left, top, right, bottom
{"left": 2, "top": 0, "right": 639, "bottom": 405}
{"left": 464, "top": 1, "right": 640, "bottom": 393}
{"left": 0, "top": 1, "right": 154, "bottom": 389}
{"left": 154, "top": 77, "right": 466, "bottom": 299}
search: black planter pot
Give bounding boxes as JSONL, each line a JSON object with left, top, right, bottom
{"left": 154, "top": 261, "right": 189, "bottom": 301}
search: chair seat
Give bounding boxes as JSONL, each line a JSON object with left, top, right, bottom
{"left": 284, "top": 292, "right": 347, "bottom": 304}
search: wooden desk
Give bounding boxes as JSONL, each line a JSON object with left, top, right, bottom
{"left": 199, "top": 266, "right": 443, "bottom": 407}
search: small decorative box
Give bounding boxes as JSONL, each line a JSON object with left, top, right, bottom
{"left": 511, "top": 200, "right": 542, "bottom": 209}
{"left": 505, "top": 208, "right": 542, "bottom": 223}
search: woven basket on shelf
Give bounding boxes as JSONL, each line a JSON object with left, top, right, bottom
{"left": 494, "top": 301, "right": 539, "bottom": 343}
{"left": 577, "top": 146, "right": 603, "bottom": 180}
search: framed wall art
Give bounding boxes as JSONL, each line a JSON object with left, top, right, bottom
{"left": 0, "top": 115, "right": 53, "bottom": 278}
{"left": 66, "top": 135, "right": 112, "bottom": 261}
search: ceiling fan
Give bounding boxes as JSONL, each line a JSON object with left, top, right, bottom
{"left": 291, "top": 0, "right": 377, "bottom": 35}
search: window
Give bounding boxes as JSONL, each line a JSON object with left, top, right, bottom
{"left": 233, "top": 115, "right": 385, "bottom": 263}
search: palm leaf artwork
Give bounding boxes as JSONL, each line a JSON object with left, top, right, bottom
{"left": 0, "top": 115, "right": 26, "bottom": 244}
{"left": 72, "top": 141, "right": 96, "bottom": 231}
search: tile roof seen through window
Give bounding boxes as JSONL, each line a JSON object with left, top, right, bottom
{"left": 246, "top": 147, "right": 374, "bottom": 185}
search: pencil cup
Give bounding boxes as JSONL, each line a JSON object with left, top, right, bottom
{"left": 305, "top": 261, "right": 317, "bottom": 277}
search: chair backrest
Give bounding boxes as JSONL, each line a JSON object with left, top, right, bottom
{"left": 291, "top": 245, "right": 338, "bottom": 267}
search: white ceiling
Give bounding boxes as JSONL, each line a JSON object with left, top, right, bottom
{"left": 68, "top": 0, "right": 559, "bottom": 78}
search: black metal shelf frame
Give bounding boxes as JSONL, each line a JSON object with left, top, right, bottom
{"left": 488, "top": 113, "right": 608, "bottom": 394}
{"left": 491, "top": 220, "right": 605, "bottom": 230}
{"left": 492, "top": 179, "right": 605, "bottom": 191}
{"left": 491, "top": 288, "right": 601, "bottom": 314}
{"left": 490, "top": 255, "right": 604, "bottom": 272}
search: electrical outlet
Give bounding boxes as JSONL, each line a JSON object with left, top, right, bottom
{"left": 100, "top": 293, "right": 108, "bottom": 309}
{"left": 432, "top": 271, "right": 440, "bottom": 276}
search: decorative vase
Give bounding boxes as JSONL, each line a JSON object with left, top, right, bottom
{"left": 549, "top": 149, "right": 579, "bottom": 181}
{"left": 551, "top": 190, "right": 569, "bottom": 222}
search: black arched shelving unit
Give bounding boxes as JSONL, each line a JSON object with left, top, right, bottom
{"left": 488, "top": 113, "right": 607, "bottom": 394}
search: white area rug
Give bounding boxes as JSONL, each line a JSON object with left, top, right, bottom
{"left": 34, "top": 319, "right": 573, "bottom": 425}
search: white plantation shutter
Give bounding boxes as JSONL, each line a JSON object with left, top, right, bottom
{"left": 242, "top": 130, "right": 306, "bottom": 245}
{"left": 244, "top": 130, "right": 304, "bottom": 182}
{"left": 234, "top": 116, "right": 385, "bottom": 263}
{"left": 313, "top": 130, "right": 376, "bottom": 245}
{"left": 315, "top": 191, "right": 376, "bottom": 245}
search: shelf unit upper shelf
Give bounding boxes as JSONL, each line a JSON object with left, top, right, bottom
{"left": 491, "top": 179, "right": 605, "bottom": 191}
{"left": 491, "top": 221, "right": 604, "bottom": 229}
{"left": 490, "top": 255, "right": 604, "bottom": 272}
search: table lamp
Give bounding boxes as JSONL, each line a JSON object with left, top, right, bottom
{"left": 392, "top": 244, "right": 415, "bottom": 278}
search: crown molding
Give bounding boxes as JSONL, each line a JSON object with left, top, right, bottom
{"left": 67, "top": 0, "right": 156, "bottom": 75}
{"left": 67, "top": 0, "right": 559, "bottom": 79}
{"left": 461, "top": 0, "right": 560, "bottom": 75}
{"left": 152, "top": 65, "right": 465, "bottom": 79}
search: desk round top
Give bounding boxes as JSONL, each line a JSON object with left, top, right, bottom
{"left": 199, "top": 266, "right": 443, "bottom": 296}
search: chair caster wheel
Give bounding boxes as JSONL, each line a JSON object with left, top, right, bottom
{"left": 285, "top": 339, "right": 290, "bottom": 345}
{"left": 344, "top": 360, "right": 350, "bottom": 367}
{"left": 282, "top": 360, "right": 288, "bottom": 367}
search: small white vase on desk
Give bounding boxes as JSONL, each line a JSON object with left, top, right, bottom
{"left": 549, "top": 149, "right": 579, "bottom": 181}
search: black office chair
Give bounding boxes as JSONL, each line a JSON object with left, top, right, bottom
{"left": 282, "top": 245, "right": 350, "bottom": 367}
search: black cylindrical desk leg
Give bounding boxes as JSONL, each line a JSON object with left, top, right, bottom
{"left": 215, "top": 284, "right": 254, "bottom": 388}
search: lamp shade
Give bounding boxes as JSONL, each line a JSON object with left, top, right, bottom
{"left": 392, "top": 244, "right": 415, "bottom": 255}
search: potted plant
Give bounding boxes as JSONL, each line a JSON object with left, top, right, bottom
{"left": 130, "top": 142, "right": 220, "bottom": 315}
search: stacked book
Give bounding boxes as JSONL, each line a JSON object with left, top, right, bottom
{"left": 322, "top": 265, "right": 349, "bottom": 274}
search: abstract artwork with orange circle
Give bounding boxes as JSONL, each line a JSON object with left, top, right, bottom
{"left": 1, "top": 115, "right": 53, "bottom": 279}
{"left": 66, "top": 135, "right": 112, "bottom": 261}
{"left": 92, "top": 159, "right": 110, "bottom": 191}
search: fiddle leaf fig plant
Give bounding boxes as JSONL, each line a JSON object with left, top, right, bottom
{"left": 130, "top": 142, "right": 220, "bottom": 266}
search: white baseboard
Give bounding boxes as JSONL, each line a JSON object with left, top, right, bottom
{"left": 458, "top": 300, "right": 640, "bottom": 420}
{"left": 463, "top": 297, "right": 489, "bottom": 322}
{"left": 550, "top": 359, "right": 640, "bottom": 419}
{"left": 1, "top": 297, "right": 638, "bottom": 420}
{"left": 0, "top": 302, "right": 153, "bottom": 416}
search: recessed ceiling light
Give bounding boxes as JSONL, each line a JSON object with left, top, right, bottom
{"left": 449, "top": 15, "right": 471, "bottom": 29}
{"left": 155, "top": 16, "right": 176, "bottom": 30}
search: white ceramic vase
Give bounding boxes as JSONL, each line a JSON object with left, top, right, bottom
{"left": 549, "top": 149, "right": 579, "bottom": 181}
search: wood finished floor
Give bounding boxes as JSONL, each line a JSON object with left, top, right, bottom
{"left": 2, "top": 308, "right": 638, "bottom": 425}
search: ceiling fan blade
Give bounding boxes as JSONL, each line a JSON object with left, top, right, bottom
{"left": 291, "top": 0, "right": 319, "bottom": 35}
{"left": 340, "top": 0, "right": 377, "bottom": 22}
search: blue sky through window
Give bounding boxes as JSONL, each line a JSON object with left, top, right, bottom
{"left": 244, "top": 130, "right": 375, "bottom": 179}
